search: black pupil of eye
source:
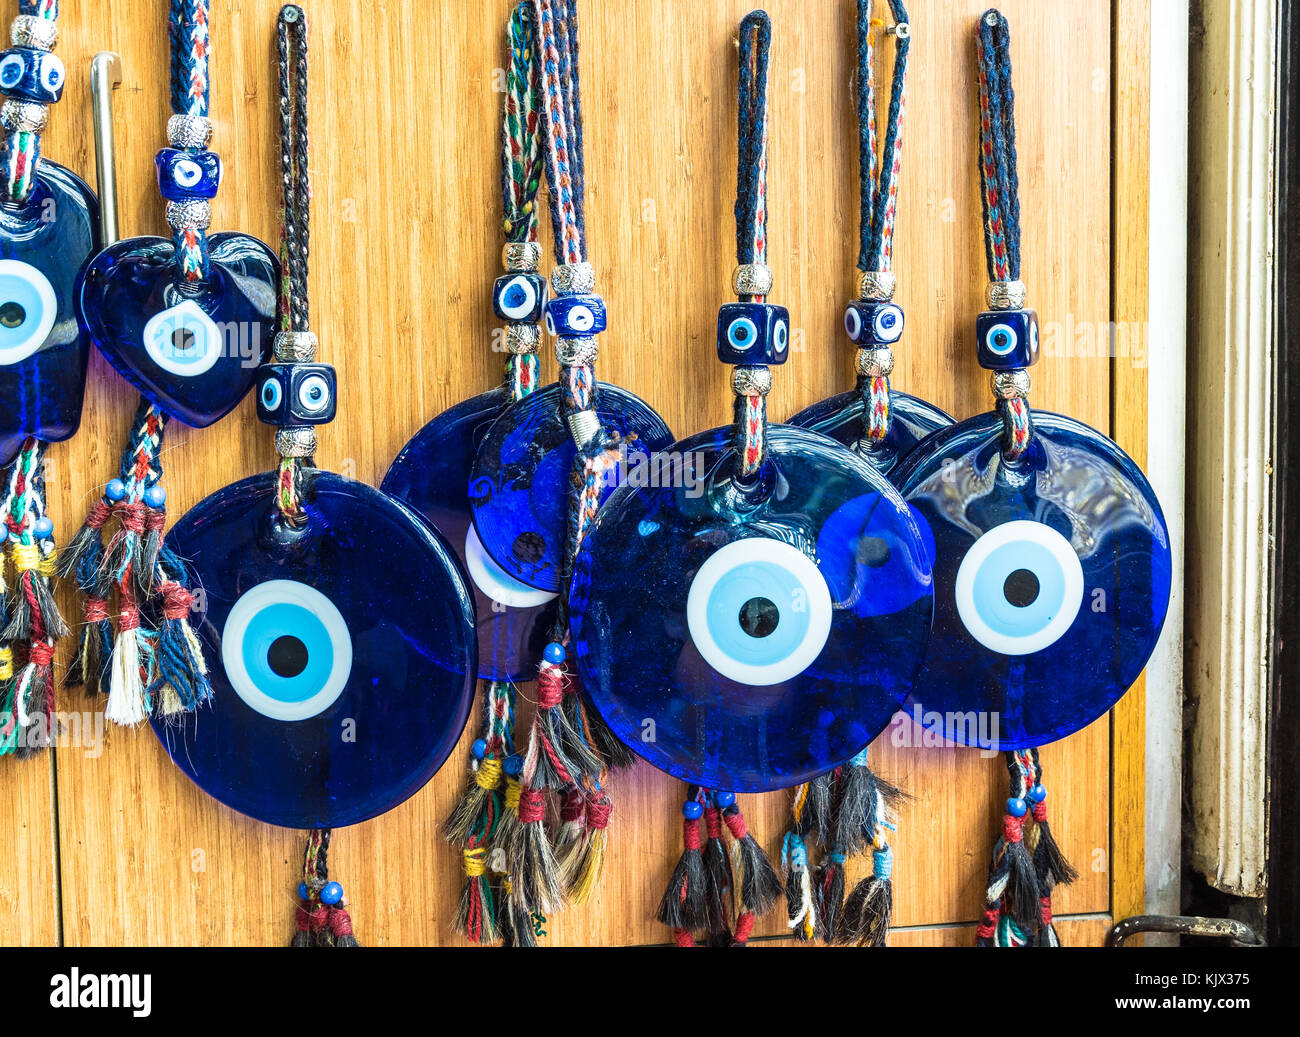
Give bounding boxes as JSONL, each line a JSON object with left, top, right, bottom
{"left": 1003, "top": 568, "right": 1040, "bottom": 608}
{"left": 881, "top": 314, "right": 895, "bottom": 328}
{"left": 505, "top": 285, "right": 528, "bottom": 308}
{"left": 308, "top": 385, "right": 323, "bottom": 401}
{"left": 734, "top": 324, "right": 750, "bottom": 341}
{"left": 172, "top": 328, "right": 196, "bottom": 351}
{"left": 993, "top": 331, "right": 1010, "bottom": 348}
{"left": 738, "top": 597, "right": 780, "bottom": 638}
{"left": 512, "top": 531, "right": 546, "bottom": 564}
{"left": 0, "top": 302, "right": 26, "bottom": 329}
{"left": 857, "top": 536, "right": 891, "bottom": 568}
{"left": 267, "top": 635, "right": 309, "bottom": 679}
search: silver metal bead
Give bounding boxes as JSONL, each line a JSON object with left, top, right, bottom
{"left": 732, "top": 263, "right": 773, "bottom": 297}
{"left": 566, "top": 409, "right": 603, "bottom": 450}
{"left": 551, "top": 262, "right": 595, "bottom": 295}
{"left": 167, "top": 114, "right": 214, "bottom": 150}
{"left": 505, "top": 323, "right": 541, "bottom": 355}
{"left": 732, "top": 365, "right": 773, "bottom": 397}
{"left": 273, "top": 331, "right": 318, "bottom": 362}
{"left": 987, "top": 280, "right": 1028, "bottom": 310}
{"left": 856, "top": 347, "right": 895, "bottom": 379}
{"left": 991, "top": 369, "right": 1032, "bottom": 400}
{"left": 503, "top": 241, "right": 543, "bottom": 272}
{"left": 11, "top": 15, "right": 58, "bottom": 50}
{"left": 165, "top": 199, "right": 211, "bottom": 230}
{"left": 1, "top": 100, "right": 47, "bottom": 133}
{"left": 555, "top": 336, "right": 598, "bottom": 366}
{"left": 859, "top": 271, "right": 897, "bottom": 302}
{"left": 276, "top": 427, "right": 317, "bottom": 458}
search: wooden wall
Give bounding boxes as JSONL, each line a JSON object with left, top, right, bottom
{"left": 0, "top": 0, "right": 1142, "bottom": 946}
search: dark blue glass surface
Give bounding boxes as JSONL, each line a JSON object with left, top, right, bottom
{"left": 76, "top": 232, "right": 279, "bottom": 428}
{"left": 787, "top": 386, "right": 954, "bottom": 480}
{"left": 382, "top": 389, "right": 561, "bottom": 681}
{"left": 892, "top": 410, "right": 1172, "bottom": 749}
{"left": 0, "top": 160, "right": 98, "bottom": 466}
{"left": 152, "top": 470, "right": 477, "bottom": 829}
{"left": 570, "top": 424, "right": 934, "bottom": 792}
{"left": 469, "top": 382, "right": 675, "bottom": 592}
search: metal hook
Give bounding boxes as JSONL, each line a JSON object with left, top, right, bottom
{"left": 89, "top": 52, "right": 123, "bottom": 247}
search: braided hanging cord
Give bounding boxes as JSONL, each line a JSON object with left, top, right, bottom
{"left": 168, "top": 0, "right": 212, "bottom": 283}
{"left": 1, "top": 0, "right": 59, "bottom": 204}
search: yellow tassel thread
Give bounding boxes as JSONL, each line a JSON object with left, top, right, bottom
{"left": 463, "top": 846, "right": 488, "bottom": 879}
{"left": 475, "top": 756, "right": 503, "bottom": 791}
{"left": 504, "top": 777, "right": 522, "bottom": 812}
{"left": 39, "top": 548, "right": 57, "bottom": 580}
{"left": 0, "top": 647, "right": 12, "bottom": 682}
{"left": 567, "top": 828, "right": 605, "bottom": 905}
{"left": 10, "top": 543, "right": 40, "bottom": 573}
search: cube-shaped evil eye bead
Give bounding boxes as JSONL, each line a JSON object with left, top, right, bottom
{"left": 493, "top": 273, "right": 547, "bottom": 323}
{"left": 976, "top": 309, "right": 1040, "bottom": 370}
{"left": 256, "top": 363, "right": 337, "bottom": 426}
{"left": 155, "top": 148, "right": 222, "bottom": 201}
{"left": 0, "top": 48, "right": 65, "bottom": 105}
{"left": 716, "top": 302, "right": 790, "bottom": 365}
{"left": 844, "top": 301, "right": 905, "bottom": 346}
{"left": 545, "top": 294, "right": 607, "bottom": 337}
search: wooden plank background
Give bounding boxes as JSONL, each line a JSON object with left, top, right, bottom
{"left": 0, "top": 0, "right": 1129, "bottom": 945}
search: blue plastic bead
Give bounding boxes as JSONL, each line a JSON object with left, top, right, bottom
{"left": 716, "top": 302, "right": 790, "bottom": 365}
{"left": 1028, "top": 783, "right": 1047, "bottom": 804}
{"left": 470, "top": 738, "right": 488, "bottom": 760}
{"left": 976, "top": 309, "right": 1040, "bottom": 371}
{"left": 256, "top": 363, "right": 337, "bottom": 426}
{"left": 713, "top": 790, "right": 737, "bottom": 808}
{"left": 844, "top": 301, "right": 905, "bottom": 346}
{"left": 33, "top": 517, "right": 54, "bottom": 538}
{"left": 493, "top": 273, "right": 547, "bottom": 324}
{"left": 320, "top": 881, "right": 343, "bottom": 906}
{"left": 545, "top": 294, "right": 607, "bottom": 337}
{"left": 0, "top": 47, "right": 65, "bottom": 105}
{"left": 105, "top": 478, "right": 126, "bottom": 502}
{"left": 503, "top": 753, "right": 524, "bottom": 777}
{"left": 155, "top": 148, "right": 222, "bottom": 201}
{"left": 543, "top": 642, "right": 566, "bottom": 664}
{"left": 143, "top": 484, "right": 167, "bottom": 508}
{"left": 297, "top": 882, "right": 309, "bottom": 900}
{"left": 1007, "top": 797, "right": 1029, "bottom": 818}
{"left": 682, "top": 800, "right": 704, "bottom": 820}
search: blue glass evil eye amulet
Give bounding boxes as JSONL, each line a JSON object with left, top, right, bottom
{"left": 75, "top": 232, "right": 279, "bottom": 428}
{"left": 382, "top": 389, "right": 560, "bottom": 682}
{"left": 569, "top": 424, "right": 934, "bottom": 792}
{"left": 152, "top": 470, "right": 478, "bottom": 828}
{"left": 0, "top": 161, "right": 99, "bottom": 466}
{"left": 892, "top": 410, "right": 1171, "bottom": 749}
{"left": 468, "top": 383, "right": 675, "bottom": 592}
{"left": 788, "top": 389, "right": 954, "bottom": 481}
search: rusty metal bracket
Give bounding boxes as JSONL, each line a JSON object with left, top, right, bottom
{"left": 1108, "top": 914, "right": 1265, "bottom": 947}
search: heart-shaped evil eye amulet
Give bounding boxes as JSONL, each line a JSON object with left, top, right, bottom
{"left": 152, "top": 470, "right": 477, "bottom": 829}
{"left": 893, "top": 410, "right": 1172, "bottom": 750}
{"left": 569, "top": 424, "right": 934, "bottom": 792}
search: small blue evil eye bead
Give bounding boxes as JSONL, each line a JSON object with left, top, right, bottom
{"left": 105, "top": 478, "right": 127, "bottom": 502}
{"left": 470, "top": 738, "right": 488, "bottom": 760}
{"left": 33, "top": 517, "right": 54, "bottom": 540}
{"left": 155, "top": 148, "right": 222, "bottom": 201}
{"left": 1006, "top": 796, "right": 1029, "bottom": 818}
{"left": 257, "top": 363, "right": 337, "bottom": 426}
{"left": 143, "top": 484, "right": 167, "bottom": 509}
{"left": 0, "top": 48, "right": 65, "bottom": 105}
{"left": 682, "top": 800, "right": 704, "bottom": 820}
{"left": 713, "top": 791, "right": 737, "bottom": 808}
{"left": 716, "top": 302, "right": 790, "bottom": 365}
{"left": 503, "top": 753, "right": 524, "bottom": 777}
{"left": 544, "top": 294, "right": 607, "bottom": 337}
{"left": 976, "top": 309, "right": 1040, "bottom": 371}
{"left": 320, "top": 881, "right": 344, "bottom": 906}
{"left": 543, "top": 642, "right": 566, "bottom": 664}
{"left": 1028, "top": 784, "right": 1047, "bottom": 804}
{"left": 255, "top": 365, "right": 290, "bottom": 425}
{"left": 493, "top": 272, "right": 547, "bottom": 323}
{"left": 844, "top": 301, "right": 905, "bottom": 346}
{"left": 297, "top": 882, "right": 309, "bottom": 900}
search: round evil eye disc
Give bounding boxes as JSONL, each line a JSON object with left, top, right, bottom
{"left": 464, "top": 525, "right": 558, "bottom": 610}
{"left": 954, "top": 520, "right": 1084, "bottom": 656}
{"left": 686, "top": 538, "right": 833, "bottom": 686}
{"left": 143, "top": 299, "right": 223, "bottom": 377}
{"left": 727, "top": 316, "right": 759, "bottom": 352}
{"left": 985, "top": 323, "right": 1019, "bottom": 356}
{"left": 221, "top": 580, "right": 353, "bottom": 721}
{"left": 499, "top": 275, "right": 539, "bottom": 321}
{"left": 0, "top": 260, "right": 58, "bottom": 367}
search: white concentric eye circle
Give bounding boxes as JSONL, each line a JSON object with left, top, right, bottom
{"left": 260, "top": 378, "right": 283, "bottom": 412}
{"left": 464, "top": 526, "right": 558, "bottom": 608}
{"left": 686, "top": 537, "right": 833, "bottom": 686}
{"left": 174, "top": 159, "right": 203, "bottom": 188}
{"left": 40, "top": 54, "right": 64, "bottom": 93}
{"left": 567, "top": 304, "right": 596, "bottom": 333}
{"left": 297, "top": 373, "right": 331, "bottom": 414}
{"left": 844, "top": 306, "right": 863, "bottom": 341}
{"left": 954, "top": 520, "right": 1084, "bottom": 656}
{"left": 221, "top": 579, "right": 353, "bottom": 721}
{"left": 773, "top": 319, "right": 789, "bottom": 355}
{"left": 872, "top": 304, "right": 904, "bottom": 343}
{"left": 985, "top": 322, "right": 1019, "bottom": 356}
{"left": 143, "top": 299, "right": 223, "bottom": 377}
{"left": 499, "top": 275, "right": 539, "bottom": 321}
{"left": 0, "top": 259, "right": 57, "bottom": 366}
{"left": 727, "top": 316, "right": 759, "bottom": 352}
{"left": 0, "top": 54, "right": 23, "bottom": 90}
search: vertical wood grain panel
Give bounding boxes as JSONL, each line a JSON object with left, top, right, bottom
{"left": 16, "top": 0, "right": 1118, "bottom": 946}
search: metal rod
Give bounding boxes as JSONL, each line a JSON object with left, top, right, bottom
{"left": 89, "top": 52, "right": 123, "bottom": 247}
